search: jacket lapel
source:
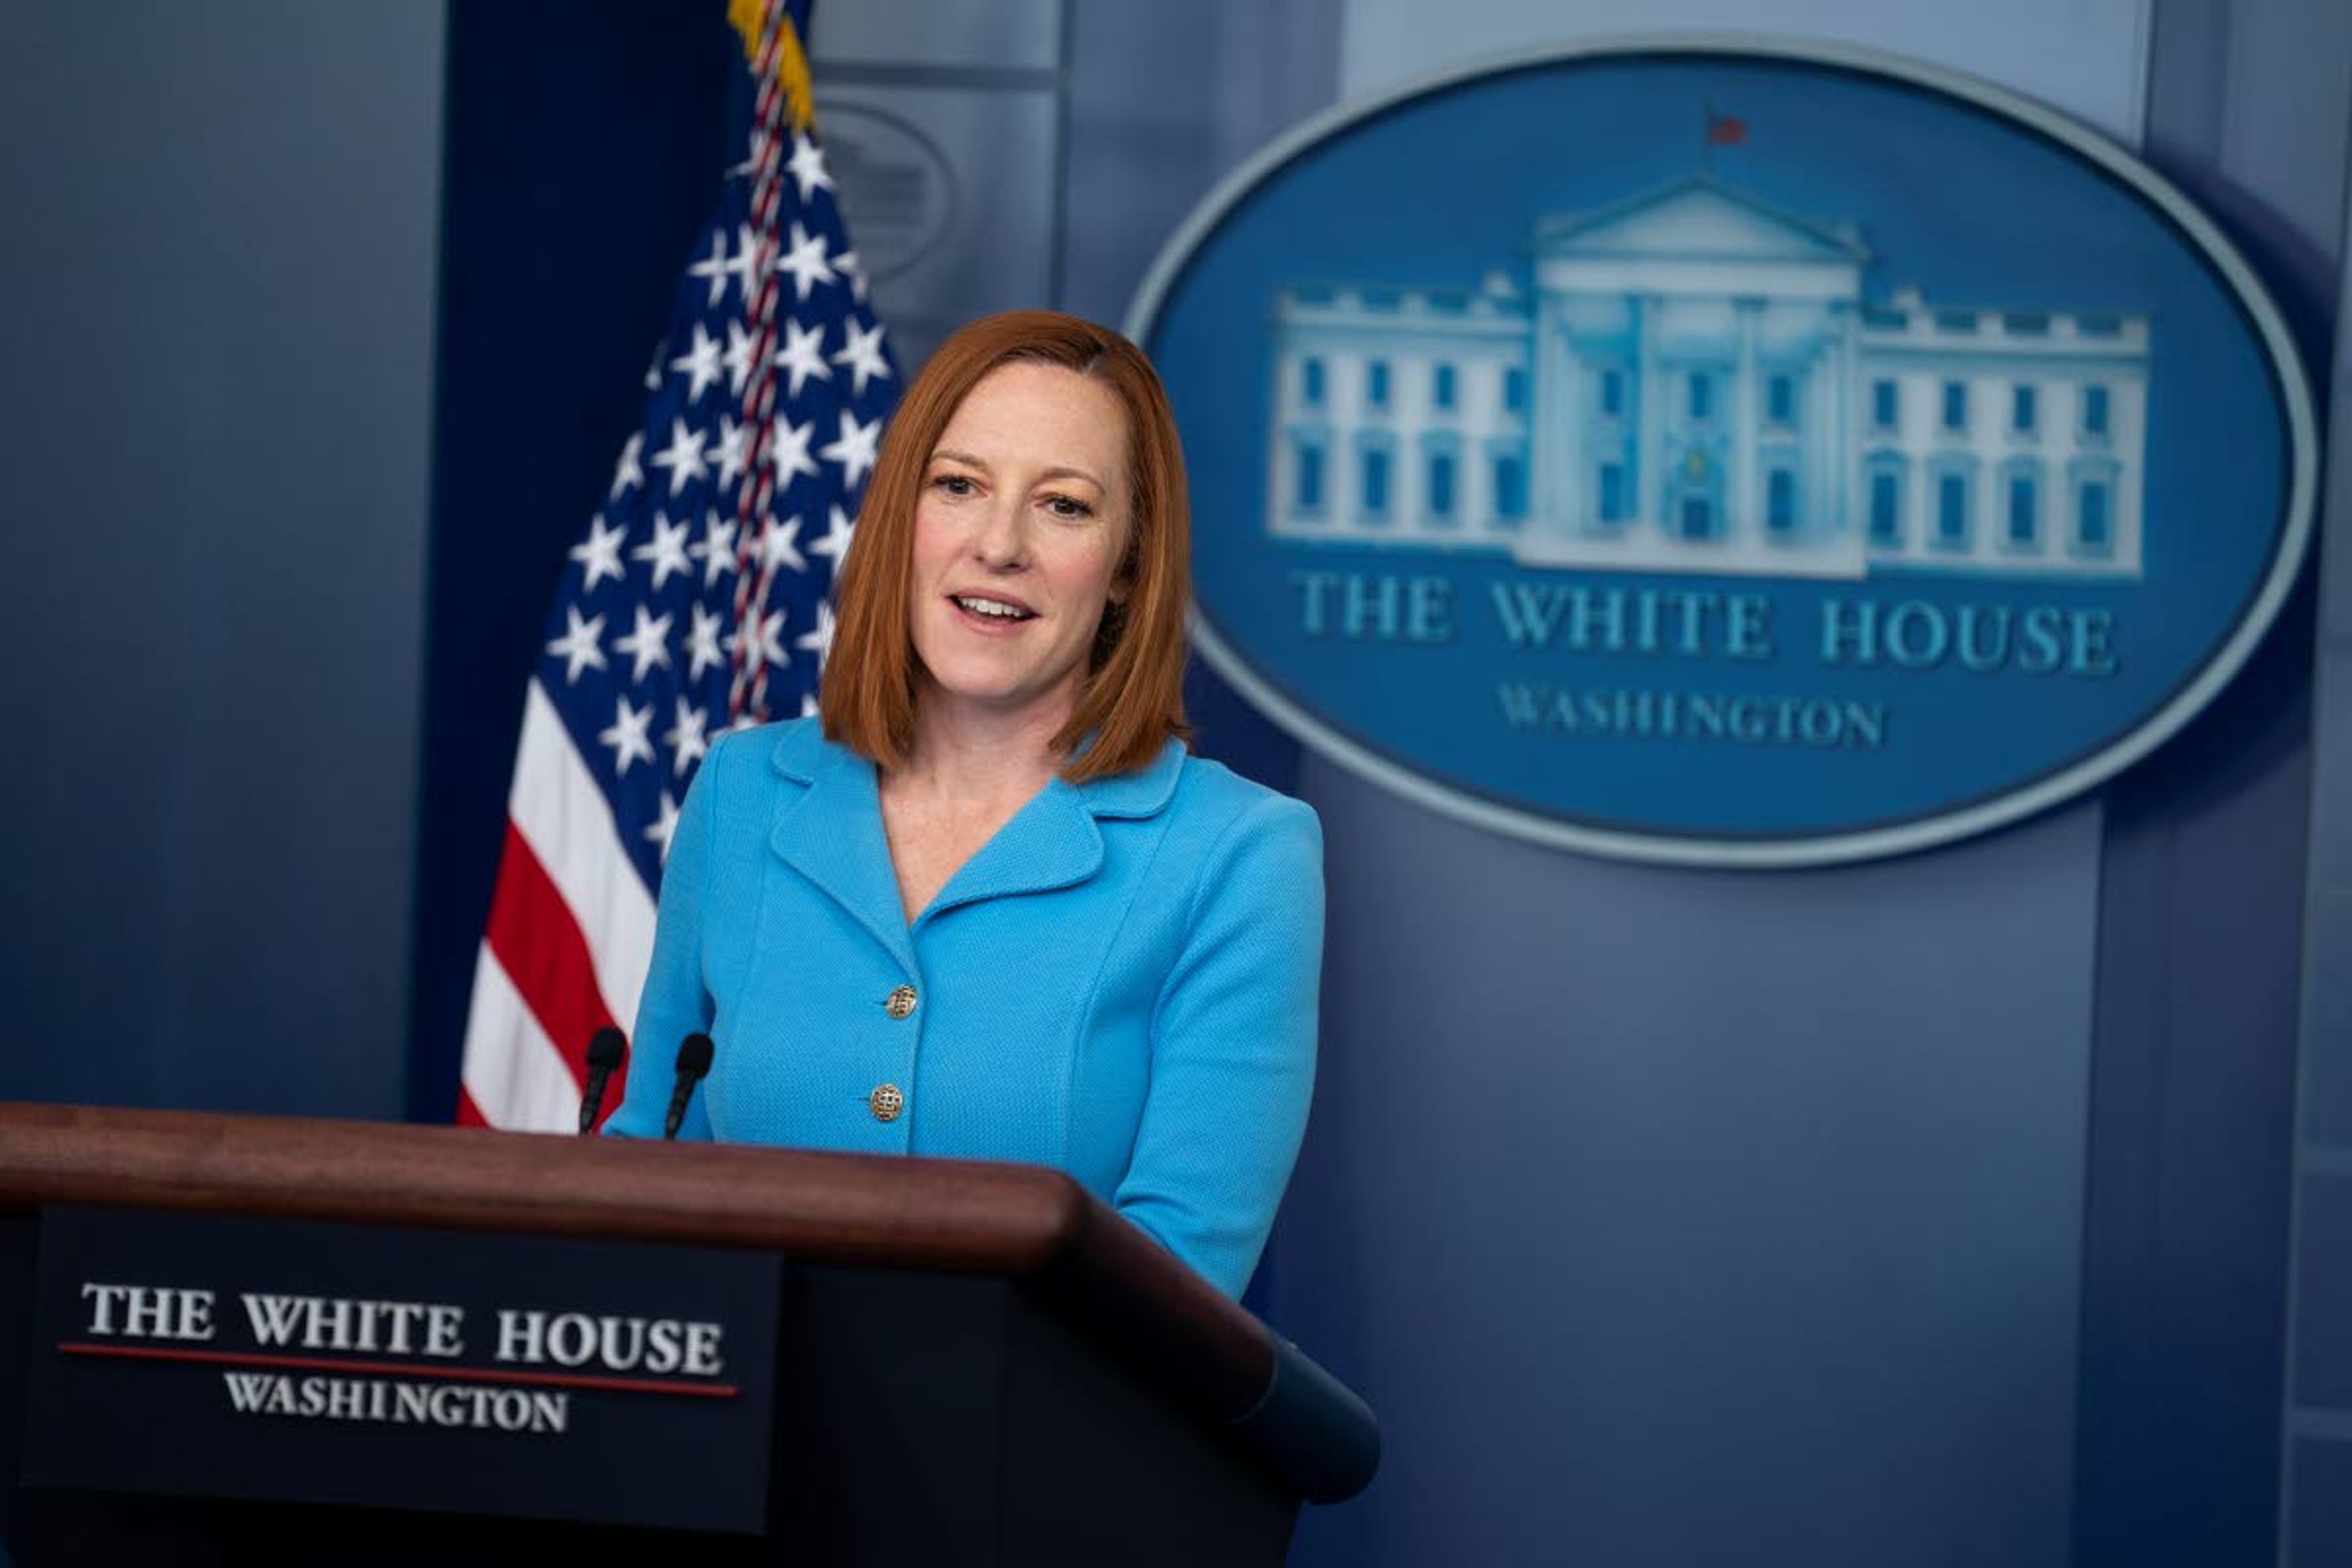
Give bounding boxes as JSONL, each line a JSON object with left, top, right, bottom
{"left": 921, "top": 781, "right": 1102, "bottom": 925}
{"left": 919, "top": 737, "right": 1186, "bottom": 924}
{"left": 763, "top": 725, "right": 918, "bottom": 974}
{"left": 763, "top": 725, "right": 1189, "bottom": 943}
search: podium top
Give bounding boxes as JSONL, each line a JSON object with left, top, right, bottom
{"left": 0, "top": 1101, "right": 1377, "bottom": 1502}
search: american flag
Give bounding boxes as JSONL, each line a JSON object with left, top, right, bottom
{"left": 458, "top": 0, "right": 898, "bottom": 1131}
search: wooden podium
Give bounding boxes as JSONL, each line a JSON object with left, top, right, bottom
{"left": 0, "top": 1102, "right": 1376, "bottom": 1565}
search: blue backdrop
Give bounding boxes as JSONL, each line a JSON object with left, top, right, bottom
{"left": 0, "top": 3, "right": 2342, "bottom": 1564}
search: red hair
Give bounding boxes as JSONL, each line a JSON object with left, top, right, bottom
{"left": 819, "top": 311, "right": 1191, "bottom": 780}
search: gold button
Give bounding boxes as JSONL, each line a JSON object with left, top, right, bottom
{"left": 868, "top": 1083, "right": 905, "bottom": 1123}
{"left": 884, "top": 984, "right": 918, "bottom": 1020}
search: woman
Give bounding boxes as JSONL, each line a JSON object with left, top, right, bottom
{"left": 606, "top": 311, "right": 1323, "bottom": 1299}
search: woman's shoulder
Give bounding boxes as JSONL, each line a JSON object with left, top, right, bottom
{"left": 1162, "top": 745, "right": 1323, "bottom": 855}
{"left": 1153, "top": 749, "right": 1324, "bottom": 935}
{"left": 701, "top": 714, "right": 848, "bottom": 785}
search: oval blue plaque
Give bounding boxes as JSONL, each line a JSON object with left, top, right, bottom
{"left": 1129, "top": 39, "right": 2316, "bottom": 866}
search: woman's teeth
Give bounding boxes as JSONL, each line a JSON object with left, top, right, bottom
{"left": 954, "top": 595, "right": 1033, "bottom": 620}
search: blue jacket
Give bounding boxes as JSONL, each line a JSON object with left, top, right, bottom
{"left": 605, "top": 717, "right": 1324, "bottom": 1298}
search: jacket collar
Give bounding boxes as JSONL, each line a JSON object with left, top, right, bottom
{"left": 763, "top": 722, "right": 1185, "bottom": 946}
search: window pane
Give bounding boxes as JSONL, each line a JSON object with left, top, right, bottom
{"left": 1943, "top": 382, "right": 1968, "bottom": 431}
{"left": 1874, "top": 380, "right": 1899, "bottom": 428}
{"left": 1507, "top": 366, "right": 1529, "bottom": 412}
{"left": 1362, "top": 448, "right": 1389, "bottom": 514}
{"left": 1302, "top": 358, "right": 1324, "bottom": 405}
{"left": 1434, "top": 364, "right": 1456, "bottom": 410}
{"left": 1768, "top": 375, "right": 1793, "bottom": 424}
{"left": 1939, "top": 473, "right": 1968, "bottom": 542}
{"left": 2084, "top": 385, "right": 2109, "bottom": 434}
{"left": 1495, "top": 454, "right": 1526, "bottom": 519}
{"left": 1428, "top": 452, "right": 1455, "bottom": 518}
{"left": 1870, "top": 472, "right": 1901, "bottom": 543}
{"left": 2013, "top": 385, "right": 2037, "bottom": 432}
{"left": 1689, "top": 373, "right": 1713, "bottom": 421}
{"left": 1597, "top": 369, "right": 1619, "bottom": 416}
{"left": 1297, "top": 445, "right": 1322, "bottom": 510}
{"left": 1768, "top": 469, "right": 1796, "bottom": 530}
{"left": 1367, "top": 361, "right": 1390, "bottom": 409}
{"left": 1599, "top": 462, "right": 1622, "bottom": 521}
{"left": 2008, "top": 475, "right": 2035, "bottom": 541}
{"left": 2079, "top": 482, "right": 2110, "bottom": 546}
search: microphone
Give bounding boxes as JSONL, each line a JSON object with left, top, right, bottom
{"left": 576, "top": 1027, "right": 626, "bottom": 1134}
{"left": 663, "top": 1032, "right": 715, "bottom": 1140}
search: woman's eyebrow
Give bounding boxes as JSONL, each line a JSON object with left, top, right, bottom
{"left": 929, "top": 448, "right": 1103, "bottom": 490}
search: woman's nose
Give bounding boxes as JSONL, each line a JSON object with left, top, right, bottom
{"left": 971, "top": 499, "right": 1028, "bottom": 568}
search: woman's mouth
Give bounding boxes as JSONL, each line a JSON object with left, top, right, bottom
{"left": 950, "top": 594, "right": 1037, "bottom": 623}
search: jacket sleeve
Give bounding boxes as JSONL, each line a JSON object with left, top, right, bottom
{"left": 602, "top": 733, "right": 729, "bottom": 1140}
{"left": 1114, "top": 793, "right": 1325, "bottom": 1297}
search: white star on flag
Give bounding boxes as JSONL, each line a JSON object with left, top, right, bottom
{"left": 835, "top": 249, "right": 869, "bottom": 303}
{"left": 669, "top": 323, "right": 725, "bottom": 404}
{"left": 686, "top": 230, "right": 729, "bottom": 308}
{"left": 820, "top": 410, "right": 881, "bottom": 489}
{"left": 546, "top": 606, "right": 608, "bottom": 684}
{"left": 665, "top": 696, "right": 710, "bottom": 775}
{"left": 786, "top": 133, "right": 832, "bottom": 202}
{"left": 725, "top": 222, "right": 763, "bottom": 298}
{"left": 728, "top": 608, "right": 789, "bottom": 671}
{"left": 774, "top": 221, "right": 836, "bottom": 300}
{"left": 811, "top": 503, "right": 856, "bottom": 567}
{"left": 608, "top": 431, "right": 644, "bottom": 500}
{"left": 713, "top": 415, "right": 752, "bottom": 489}
{"left": 686, "top": 602, "right": 728, "bottom": 679}
{"left": 612, "top": 605, "right": 674, "bottom": 683}
{"left": 767, "top": 415, "right": 820, "bottom": 484}
{"left": 569, "top": 516, "right": 628, "bottom": 591}
{"left": 649, "top": 417, "right": 710, "bottom": 496}
{"left": 773, "top": 318, "right": 831, "bottom": 398}
{"left": 646, "top": 791, "right": 682, "bottom": 860}
{"left": 599, "top": 695, "right": 657, "bottom": 775}
{"left": 723, "top": 320, "right": 758, "bottom": 396}
{"left": 796, "top": 601, "right": 839, "bottom": 669}
{"left": 761, "top": 514, "right": 807, "bottom": 575}
{"left": 832, "top": 320, "right": 891, "bottom": 398}
{"left": 631, "top": 512, "right": 695, "bottom": 590}
{"left": 691, "top": 511, "right": 739, "bottom": 588}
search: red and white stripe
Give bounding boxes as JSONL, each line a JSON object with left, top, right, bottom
{"left": 456, "top": 680, "right": 657, "bottom": 1131}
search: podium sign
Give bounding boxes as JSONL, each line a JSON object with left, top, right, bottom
{"left": 23, "top": 1207, "right": 781, "bottom": 1533}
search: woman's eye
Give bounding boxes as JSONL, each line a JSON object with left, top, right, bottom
{"left": 930, "top": 473, "right": 975, "bottom": 496}
{"left": 1043, "top": 494, "right": 1093, "bottom": 519}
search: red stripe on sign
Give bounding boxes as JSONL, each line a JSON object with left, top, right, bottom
{"left": 58, "top": 1341, "right": 736, "bottom": 1398}
{"left": 481, "top": 821, "right": 615, "bottom": 1089}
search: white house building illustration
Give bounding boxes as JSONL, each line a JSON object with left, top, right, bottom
{"left": 1265, "top": 176, "right": 2149, "bottom": 579}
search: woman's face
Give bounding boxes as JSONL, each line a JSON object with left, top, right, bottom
{"left": 907, "top": 361, "right": 1133, "bottom": 734}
